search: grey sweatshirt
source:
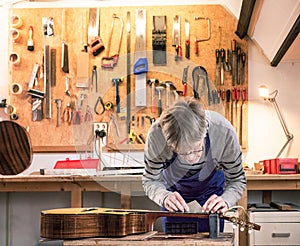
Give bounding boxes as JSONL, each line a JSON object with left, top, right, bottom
{"left": 142, "top": 110, "right": 246, "bottom": 208}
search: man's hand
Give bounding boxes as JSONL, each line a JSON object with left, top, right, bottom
{"left": 164, "top": 191, "right": 190, "bottom": 212}
{"left": 203, "top": 194, "right": 228, "bottom": 214}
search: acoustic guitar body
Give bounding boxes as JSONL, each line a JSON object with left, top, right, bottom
{"left": 40, "top": 208, "right": 147, "bottom": 239}
{"left": 0, "top": 120, "right": 32, "bottom": 175}
{"left": 41, "top": 207, "right": 261, "bottom": 239}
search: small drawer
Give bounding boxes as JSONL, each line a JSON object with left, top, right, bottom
{"left": 250, "top": 222, "right": 300, "bottom": 245}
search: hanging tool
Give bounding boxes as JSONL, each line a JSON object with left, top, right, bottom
{"left": 73, "top": 100, "right": 82, "bottom": 125}
{"left": 101, "top": 14, "right": 123, "bottom": 68}
{"left": 194, "top": 17, "right": 211, "bottom": 56}
{"left": 182, "top": 65, "right": 189, "bottom": 96}
{"left": 220, "top": 48, "right": 225, "bottom": 86}
{"left": 63, "top": 103, "right": 72, "bottom": 124}
{"left": 156, "top": 86, "right": 164, "bottom": 117}
{"left": 88, "top": 9, "right": 104, "bottom": 56}
{"left": 61, "top": 9, "right": 69, "bottom": 73}
{"left": 225, "top": 89, "right": 231, "bottom": 122}
{"left": 51, "top": 48, "right": 56, "bottom": 86}
{"left": 231, "top": 88, "right": 237, "bottom": 130}
{"left": 27, "top": 26, "right": 34, "bottom": 51}
{"left": 225, "top": 49, "right": 232, "bottom": 72}
{"left": 91, "top": 65, "right": 98, "bottom": 93}
{"left": 172, "top": 15, "right": 182, "bottom": 61}
{"left": 152, "top": 15, "right": 167, "bottom": 65}
{"left": 192, "top": 66, "right": 212, "bottom": 105}
{"left": 237, "top": 46, "right": 241, "bottom": 85}
{"left": 54, "top": 99, "right": 62, "bottom": 127}
{"left": 185, "top": 19, "right": 190, "bottom": 59}
{"left": 111, "top": 78, "right": 123, "bottom": 113}
{"left": 84, "top": 105, "right": 93, "bottom": 122}
{"left": 241, "top": 87, "right": 247, "bottom": 148}
{"left": 65, "top": 76, "right": 70, "bottom": 96}
{"left": 147, "top": 79, "right": 159, "bottom": 113}
{"left": 215, "top": 49, "right": 220, "bottom": 86}
{"left": 134, "top": 9, "right": 148, "bottom": 107}
{"left": 161, "top": 81, "right": 174, "bottom": 109}
{"left": 241, "top": 52, "right": 246, "bottom": 85}
{"left": 108, "top": 114, "right": 121, "bottom": 138}
{"left": 44, "top": 44, "right": 52, "bottom": 119}
{"left": 94, "top": 96, "right": 113, "bottom": 115}
{"left": 231, "top": 39, "right": 237, "bottom": 86}
{"left": 126, "top": 11, "right": 131, "bottom": 134}
{"left": 236, "top": 88, "right": 241, "bottom": 142}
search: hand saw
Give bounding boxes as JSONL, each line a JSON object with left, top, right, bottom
{"left": 134, "top": 9, "right": 148, "bottom": 107}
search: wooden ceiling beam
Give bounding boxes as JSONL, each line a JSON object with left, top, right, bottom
{"left": 235, "top": 0, "right": 256, "bottom": 39}
{"left": 271, "top": 15, "right": 300, "bottom": 66}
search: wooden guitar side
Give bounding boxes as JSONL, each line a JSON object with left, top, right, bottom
{"left": 40, "top": 207, "right": 260, "bottom": 239}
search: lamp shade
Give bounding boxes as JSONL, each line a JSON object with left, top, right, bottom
{"left": 258, "top": 85, "right": 269, "bottom": 99}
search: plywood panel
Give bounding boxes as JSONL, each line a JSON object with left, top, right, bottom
{"left": 9, "top": 5, "right": 248, "bottom": 152}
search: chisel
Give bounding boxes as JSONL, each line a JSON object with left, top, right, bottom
{"left": 226, "top": 89, "right": 231, "bottom": 122}
{"left": 241, "top": 52, "right": 246, "bottom": 85}
{"left": 241, "top": 87, "right": 247, "bottom": 149}
{"left": 215, "top": 49, "right": 220, "bottom": 86}
{"left": 220, "top": 48, "right": 225, "bottom": 85}
{"left": 236, "top": 88, "right": 241, "bottom": 144}
{"left": 231, "top": 88, "right": 237, "bottom": 131}
{"left": 237, "top": 46, "right": 241, "bottom": 85}
{"left": 231, "top": 39, "right": 237, "bottom": 86}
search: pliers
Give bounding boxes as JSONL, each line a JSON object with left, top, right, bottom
{"left": 63, "top": 103, "right": 73, "bottom": 124}
{"left": 91, "top": 65, "right": 97, "bottom": 92}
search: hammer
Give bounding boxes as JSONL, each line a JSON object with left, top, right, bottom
{"left": 156, "top": 86, "right": 164, "bottom": 117}
{"left": 147, "top": 79, "right": 158, "bottom": 113}
{"left": 161, "top": 81, "right": 174, "bottom": 108}
{"left": 112, "top": 78, "right": 123, "bottom": 113}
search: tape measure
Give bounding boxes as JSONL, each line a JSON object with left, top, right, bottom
{"left": 104, "top": 101, "right": 113, "bottom": 111}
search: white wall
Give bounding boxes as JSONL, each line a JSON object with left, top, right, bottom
{"left": 246, "top": 39, "right": 300, "bottom": 164}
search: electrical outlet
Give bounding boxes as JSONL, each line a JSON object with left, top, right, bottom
{"left": 94, "top": 122, "right": 107, "bottom": 146}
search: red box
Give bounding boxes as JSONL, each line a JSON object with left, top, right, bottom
{"left": 262, "top": 158, "right": 298, "bottom": 174}
{"left": 275, "top": 158, "right": 298, "bottom": 174}
{"left": 54, "top": 158, "right": 100, "bottom": 170}
{"left": 263, "top": 160, "right": 271, "bottom": 174}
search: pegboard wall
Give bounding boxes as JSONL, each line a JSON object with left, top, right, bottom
{"left": 9, "top": 5, "right": 248, "bottom": 152}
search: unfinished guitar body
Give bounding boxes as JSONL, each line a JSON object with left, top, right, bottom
{"left": 40, "top": 207, "right": 260, "bottom": 239}
{"left": 41, "top": 208, "right": 147, "bottom": 239}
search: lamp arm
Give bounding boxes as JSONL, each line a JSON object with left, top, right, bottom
{"left": 271, "top": 98, "right": 294, "bottom": 157}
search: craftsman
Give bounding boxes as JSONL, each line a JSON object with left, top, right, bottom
{"left": 142, "top": 97, "right": 246, "bottom": 232}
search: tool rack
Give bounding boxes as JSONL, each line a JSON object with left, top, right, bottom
{"left": 8, "top": 5, "right": 248, "bottom": 152}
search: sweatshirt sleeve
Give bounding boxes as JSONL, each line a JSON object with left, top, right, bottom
{"left": 219, "top": 127, "right": 246, "bottom": 208}
{"left": 142, "top": 123, "right": 173, "bottom": 207}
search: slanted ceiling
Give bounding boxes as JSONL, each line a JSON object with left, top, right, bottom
{"left": 236, "top": 0, "right": 300, "bottom": 66}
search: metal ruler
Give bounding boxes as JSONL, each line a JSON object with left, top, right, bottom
{"left": 126, "top": 11, "right": 131, "bottom": 134}
{"left": 134, "top": 9, "right": 147, "bottom": 107}
{"left": 44, "top": 45, "right": 51, "bottom": 119}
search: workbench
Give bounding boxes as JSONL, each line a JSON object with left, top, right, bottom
{"left": 63, "top": 232, "right": 234, "bottom": 246}
{"left": 1, "top": 174, "right": 300, "bottom": 209}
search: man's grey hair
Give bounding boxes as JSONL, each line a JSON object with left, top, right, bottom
{"left": 160, "top": 97, "right": 206, "bottom": 153}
